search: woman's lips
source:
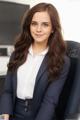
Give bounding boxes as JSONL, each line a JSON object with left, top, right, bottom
{"left": 35, "top": 34, "right": 43, "bottom": 37}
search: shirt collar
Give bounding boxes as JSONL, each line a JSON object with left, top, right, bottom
{"left": 28, "top": 45, "right": 49, "bottom": 56}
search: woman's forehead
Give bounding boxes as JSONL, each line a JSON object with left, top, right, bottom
{"left": 32, "top": 11, "right": 51, "bottom": 22}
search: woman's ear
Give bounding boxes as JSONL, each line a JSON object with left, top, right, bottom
{"left": 51, "top": 28, "right": 54, "bottom": 33}
{"left": 51, "top": 30, "right": 54, "bottom": 34}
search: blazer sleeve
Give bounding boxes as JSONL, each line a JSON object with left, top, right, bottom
{"left": 35, "top": 56, "right": 70, "bottom": 120}
{"left": 0, "top": 52, "right": 15, "bottom": 115}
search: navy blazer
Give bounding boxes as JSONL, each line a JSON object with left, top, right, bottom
{"left": 0, "top": 53, "right": 70, "bottom": 120}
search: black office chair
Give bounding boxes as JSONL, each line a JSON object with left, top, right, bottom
{"left": 66, "top": 40, "right": 80, "bottom": 58}
{"left": 55, "top": 41, "right": 80, "bottom": 120}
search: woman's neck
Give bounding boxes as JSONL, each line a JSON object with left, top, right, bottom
{"left": 32, "top": 43, "right": 48, "bottom": 55}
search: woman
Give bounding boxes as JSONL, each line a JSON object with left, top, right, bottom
{"left": 0, "top": 2, "right": 70, "bottom": 120}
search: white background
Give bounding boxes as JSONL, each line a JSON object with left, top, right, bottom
{"left": 2, "top": 0, "right": 80, "bottom": 43}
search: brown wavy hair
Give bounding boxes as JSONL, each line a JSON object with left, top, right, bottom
{"left": 8, "top": 3, "right": 66, "bottom": 81}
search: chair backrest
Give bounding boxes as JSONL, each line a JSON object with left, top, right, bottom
{"left": 55, "top": 41, "right": 80, "bottom": 120}
{"left": 66, "top": 40, "right": 80, "bottom": 58}
{"left": 65, "top": 58, "right": 80, "bottom": 119}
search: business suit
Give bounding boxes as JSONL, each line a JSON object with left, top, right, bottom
{"left": 0, "top": 53, "right": 70, "bottom": 120}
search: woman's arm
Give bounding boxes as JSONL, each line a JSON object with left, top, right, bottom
{"left": 0, "top": 52, "right": 15, "bottom": 115}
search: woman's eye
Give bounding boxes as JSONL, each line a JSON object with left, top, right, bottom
{"left": 31, "top": 22, "right": 37, "bottom": 26}
{"left": 31, "top": 22, "right": 49, "bottom": 27}
{"left": 42, "top": 23, "right": 49, "bottom": 27}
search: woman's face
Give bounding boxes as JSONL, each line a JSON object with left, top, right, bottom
{"left": 30, "top": 11, "right": 53, "bottom": 46}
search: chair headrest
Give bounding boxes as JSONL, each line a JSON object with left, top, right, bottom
{"left": 66, "top": 41, "right": 80, "bottom": 58}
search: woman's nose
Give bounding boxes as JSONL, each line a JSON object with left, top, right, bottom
{"left": 36, "top": 25, "right": 42, "bottom": 32}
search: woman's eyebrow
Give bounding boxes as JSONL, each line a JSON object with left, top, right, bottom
{"left": 31, "top": 21, "right": 50, "bottom": 24}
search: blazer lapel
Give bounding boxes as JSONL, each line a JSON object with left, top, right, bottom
{"left": 34, "top": 54, "right": 48, "bottom": 90}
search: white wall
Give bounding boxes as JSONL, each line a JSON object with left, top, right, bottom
{"left": 1, "top": 0, "right": 80, "bottom": 42}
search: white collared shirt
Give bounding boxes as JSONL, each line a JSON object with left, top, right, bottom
{"left": 17, "top": 45, "right": 48, "bottom": 99}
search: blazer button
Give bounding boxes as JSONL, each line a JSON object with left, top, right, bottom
{"left": 25, "top": 107, "right": 28, "bottom": 112}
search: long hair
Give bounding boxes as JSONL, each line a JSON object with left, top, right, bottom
{"left": 8, "top": 3, "right": 66, "bottom": 81}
